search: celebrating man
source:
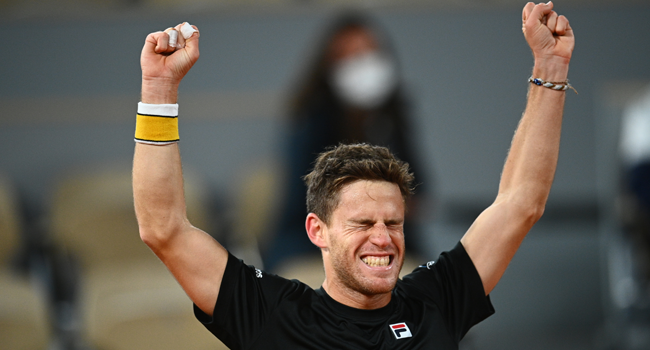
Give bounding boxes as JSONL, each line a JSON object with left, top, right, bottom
{"left": 133, "top": 2, "right": 574, "bottom": 348}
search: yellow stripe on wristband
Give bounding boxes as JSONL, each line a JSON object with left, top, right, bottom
{"left": 135, "top": 114, "right": 179, "bottom": 144}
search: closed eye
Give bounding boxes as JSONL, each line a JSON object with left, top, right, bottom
{"left": 385, "top": 219, "right": 404, "bottom": 228}
{"left": 348, "top": 219, "right": 374, "bottom": 230}
{"left": 348, "top": 219, "right": 403, "bottom": 231}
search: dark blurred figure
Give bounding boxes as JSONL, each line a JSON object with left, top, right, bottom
{"left": 610, "top": 83, "right": 650, "bottom": 350}
{"left": 263, "top": 12, "right": 431, "bottom": 272}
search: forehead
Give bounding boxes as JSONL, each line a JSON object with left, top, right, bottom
{"left": 328, "top": 27, "right": 379, "bottom": 63}
{"left": 333, "top": 180, "right": 404, "bottom": 218}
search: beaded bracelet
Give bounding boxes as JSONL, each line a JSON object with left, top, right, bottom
{"left": 528, "top": 76, "right": 577, "bottom": 94}
{"left": 134, "top": 102, "right": 180, "bottom": 145}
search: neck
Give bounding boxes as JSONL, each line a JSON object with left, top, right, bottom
{"left": 321, "top": 273, "right": 392, "bottom": 310}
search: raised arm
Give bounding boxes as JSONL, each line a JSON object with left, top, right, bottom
{"left": 133, "top": 23, "right": 228, "bottom": 316}
{"left": 460, "top": 2, "right": 575, "bottom": 295}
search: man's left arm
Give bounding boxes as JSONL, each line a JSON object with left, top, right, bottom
{"left": 460, "top": 1, "right": 575, "bottom": 295}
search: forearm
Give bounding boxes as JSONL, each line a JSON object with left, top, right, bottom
{"left": 134, "top": 143, "right": 187, "bottom": 231}
{"left": 133, "top": 83, "right": 188, "bottom": 246}
{"left": 497, "top": 58, "right": 569, "bottom": 216}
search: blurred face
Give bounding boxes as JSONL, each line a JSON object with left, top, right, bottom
{"left": 327, "top": 26, "right": 397, "bottom": 110}
{"left": 321, "top": 180, "right": 405, "bottom": 303}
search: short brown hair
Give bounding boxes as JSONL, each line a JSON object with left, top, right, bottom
{"left": 303, "top": 143, "right": 415, "bottom": 225}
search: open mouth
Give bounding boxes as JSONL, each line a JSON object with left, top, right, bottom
{"left": 361, "top": 255, "right": 392, "bottom": 267}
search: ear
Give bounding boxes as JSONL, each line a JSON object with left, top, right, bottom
{"left": 305, "top": 213, "right": 328, "bottom": 249}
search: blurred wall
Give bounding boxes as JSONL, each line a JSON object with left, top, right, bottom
{"left": 1, "top": 3, "right": 650, "bottom": 349}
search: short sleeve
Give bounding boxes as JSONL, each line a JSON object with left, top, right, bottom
{"left": 194, "top": 252, "right": 307, "bottom": 350}
{"left": 400, "top": 242, "right": 495, "bottom": 341}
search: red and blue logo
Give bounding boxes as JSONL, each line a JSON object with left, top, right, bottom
{"left": 389, "top": 322, "right": 412, "bottom": 339}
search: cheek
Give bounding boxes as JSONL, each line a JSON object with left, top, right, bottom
{"left": 332, "top": 232, "right": 367, "bottom": 256}
{"left": 391, "top": 231, "right": 405, "bottom": 249}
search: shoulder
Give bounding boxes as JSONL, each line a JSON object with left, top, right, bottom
{"left": 222, "top": 252, "right": 313, "bottom": 299}
{"left": 397, "top": 242, "right": 485, "bottom": 302}
{"left": 397, "top": 243, "right": 494, "bottom": 340}
{"left": 196, "top": 252, "right": 318, "bottom": 347}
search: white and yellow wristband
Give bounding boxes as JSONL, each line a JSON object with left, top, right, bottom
{"left": 134, "top": 102, "right": 179, "bottom": 145}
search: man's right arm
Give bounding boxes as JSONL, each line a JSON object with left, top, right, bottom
{"left": 133, "top": 24, "right": 228, "bottom": 316}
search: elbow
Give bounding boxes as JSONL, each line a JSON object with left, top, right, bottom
{"left": 525, "top": 186, "right": 550, "bottom": 224}
{"left": 137, "top": 214, "right": 186, "bottom": 251}
{"left": 139, "top": 226, "right": 163, "bottom": 250}
{"left": 498, "top": 189, "right": 548, "bottom": 228}
{"left": 526, "top": 202, "right": 546, "bottom": 225}
{"left": 520, "top": 195, "right": 548, "bottom": 228}
{"left": 503, "top": 200, "right": 546, "bottom": 233}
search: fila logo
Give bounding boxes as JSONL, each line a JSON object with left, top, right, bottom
{"left": 389, "top": 322, "right": 412, "bottom": 339}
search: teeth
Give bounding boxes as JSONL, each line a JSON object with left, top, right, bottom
{"left": 362, "top": 256, "right": 390, "bottom": 267}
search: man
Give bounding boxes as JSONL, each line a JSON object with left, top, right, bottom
{"left": 132, "top": 2, "right": 574, "bottom": 348}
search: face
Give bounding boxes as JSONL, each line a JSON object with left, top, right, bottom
{"left": 321, "top": 180, "right": 406, "bottom": 300}
{"left": 327, "top": 27, "right": 396, "bottom": 110}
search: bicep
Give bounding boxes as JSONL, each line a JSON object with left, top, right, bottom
{"left": 460, "top": 199, "right": 536, "bottom": 295}
{"left": 153, "top": 225, "right": 229, "bottom": 316}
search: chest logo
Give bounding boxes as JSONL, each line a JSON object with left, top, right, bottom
{"left": 389, "top": 322, "right": 412, "bottom": 339}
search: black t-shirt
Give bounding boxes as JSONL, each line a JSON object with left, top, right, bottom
{"left": 195, "top": 242, "right": 494, "bottom": 349}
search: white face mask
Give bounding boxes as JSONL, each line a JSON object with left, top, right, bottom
{"left": 330, "top": 52, "right": 397, "bottom": 109}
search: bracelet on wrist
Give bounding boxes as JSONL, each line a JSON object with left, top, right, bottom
{"left": 528, "top": 76, "right": 577, "bottom": 94}
{"left": 134, "top": 102, "right": 179, "bottom": 145}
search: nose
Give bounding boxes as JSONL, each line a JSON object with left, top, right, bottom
{"left": 368, "top": 223, "right": 391, "bottom": 248}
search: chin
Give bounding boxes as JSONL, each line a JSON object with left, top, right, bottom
{"left": 357, "top": 273, "right": 400, "bottom": 295}
{"left": 368, "top": 282, "right": 397, "bottom": 295}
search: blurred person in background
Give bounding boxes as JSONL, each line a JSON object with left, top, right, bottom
{"left": 620, "top": 84, "right": 650, "bottom": 283}
{"left": 262, "top": 12, "right": 431, "bottom": 272}
{"left": 612, "top": 83, "right": 650, "bottom": 348}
